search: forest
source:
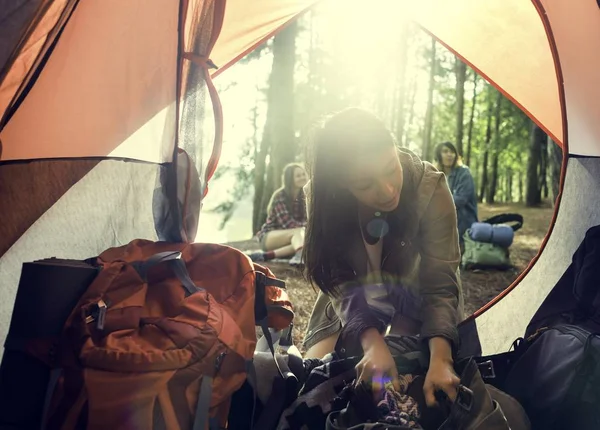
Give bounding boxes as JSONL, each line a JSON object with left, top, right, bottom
{"left": 205, "top": 3, "right": 560, "bottom": 336}
{"left": 208, "top": 5, "right": 561, "bottom": 235}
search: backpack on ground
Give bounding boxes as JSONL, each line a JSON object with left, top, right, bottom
{"left": 0, "top": 239, "right": 293, "bottom": 430}
{"left": 462, "top": 213, "right": 524, "bottom": 271}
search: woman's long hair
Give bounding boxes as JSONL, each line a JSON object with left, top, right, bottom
{"left": 266, "top": 162, "right": 306, "bottom": 218}
{"left": 302, "top": 108, "right": 416, "bottom": 295}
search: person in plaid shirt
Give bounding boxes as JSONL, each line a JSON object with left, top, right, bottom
{"left": 249, "top": 163, "right": 308, "bottom": 265}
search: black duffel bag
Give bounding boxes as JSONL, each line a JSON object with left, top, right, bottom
{"left": 475, "top": 323, "right": 600, "bottom": 430}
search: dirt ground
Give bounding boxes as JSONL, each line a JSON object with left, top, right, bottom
{"left": 228, "top": 202, "right": 555, "bottom": 348}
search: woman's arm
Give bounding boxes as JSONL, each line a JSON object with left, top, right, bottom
{"left": 329, "top": 281, "right": 387, "bottom": 349}
{"left": 451, "top": 168, "right": 476, "bottom": 209}
{"left": 418, "top": 176, "right": 462, "bottom": 404}
{"left": 418, "top": 175, "right": 461, "bottom": 351}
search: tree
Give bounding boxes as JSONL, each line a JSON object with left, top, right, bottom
{"left": 252, "top": 22, "right": 298, "bottom": 233}
{"left": 465, "top": 71, "right": 479, "bottom": 167}
{"left": 455, "top": 59, "right": 467, "bottom": 155}
{"left": 421, "top": 38, "right": 437, "bottom": 160}
{"left": 549, "top": 138, "right": 563, "bottom": 204}
{"left": 526, "top": 123, "right": 546, "bottom": 206}
{"left": 486, "top": 91, "right": 503, "bottom": 203}
{"left": 391, "top": 22, "right": 410, "bottom": 146}
{"left": 479, "top": 85, "right": 494, "bottom": 202}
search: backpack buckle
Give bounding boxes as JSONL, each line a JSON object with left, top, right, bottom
{"left": 84, "top": 299, "right": 108, "bottom": 330}
{"left": 455, "top": 385, "right": 474, "bottom": 412}
{"left": 477, "top": 360, "right": 496, "bottom": 379}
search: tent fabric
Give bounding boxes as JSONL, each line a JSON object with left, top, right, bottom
{"left": 0, "top": 159, "right": 98, "bottom": 258}
{"left": 539, "top": 0, "right": 600, "bottom": 157}
{"left": 0, "top": 0, "right": 179, "bottom": 163}
{"left": 0, "top": 0, "right": 74, "bottom": 128}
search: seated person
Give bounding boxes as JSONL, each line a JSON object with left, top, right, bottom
{"left": 249, "top": 163, "right": 308, "bottom": 264}
{"left": 301, "top": 108, "right": 464, "bottom": 408}
{"left": 434, "top": 141, "right": 478, "bottom": 251}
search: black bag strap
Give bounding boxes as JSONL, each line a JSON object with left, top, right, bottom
{"left": 132, "top": 251, "right": 202, "bottom": 296}
{"left": 482, "top": 213, "right": 524, "bottom": 232}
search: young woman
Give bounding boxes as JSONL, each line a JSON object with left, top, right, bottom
{"left": 302, "top": 108, "right": 464, "bottom": 407}
{"left": 434, "top": 141, "right": 478, "bottom": 250}
{"left": 250, "top": 163, "right": 308, "bottom": 263}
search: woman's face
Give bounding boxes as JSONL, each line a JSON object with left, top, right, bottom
{"left": 344, "top": 146, "right": 403, "bottom": 212}
{"left": 293, "top": 167, "right": 308, "bottom": 189}
{"left": 441, "top": 146, "right": 457, "bottom": 168}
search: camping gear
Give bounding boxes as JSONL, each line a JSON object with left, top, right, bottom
{"left": 0, "top": 258, "right": 99, "bottom": 430}
{"left": 469, "top": 214, "right": 524, "bottom": 248}
{"left": 0, "top": 239, "right": 293, "bottom": 430}
{"left": 462, "top": 214, "right": 523, "bottom": 270}
{"left": 326, "top": 358, "right": 528, "bottom": 430}
{"left": 502, "top": 324, "right": 600, "bottom": 430}
{"left": 461, "top": 232, "right": 512, "bottom": 271}
{"left": 278, "top": 338, "right": 529, "bottom": 430}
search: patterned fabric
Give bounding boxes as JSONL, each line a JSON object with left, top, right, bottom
{"left": 256, "top": 189, "right": 306, "bottom": 242}
{"left": 376, "top": 375, "right": 422, "bottom": 429}
{"left": 276, "top": 355, "right": 358, "bottom": 430}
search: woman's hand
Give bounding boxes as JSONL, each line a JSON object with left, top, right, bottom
{"left": 356, "top": 328, "right": 400, "bottom": 392}
{"left": 423, "top": 336, "right": 460, "bottom": 407}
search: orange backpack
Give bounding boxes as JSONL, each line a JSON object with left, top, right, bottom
{"left": 37, "top": 239, "right": 293, "bottom": 430}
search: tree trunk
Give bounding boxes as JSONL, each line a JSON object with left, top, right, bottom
{"left": 518, "top": 172, "right": 524, "bottom": 203}
{"left": 540, "top": 137, "right": 548, "bottom": 199}
{"left": 526, "top": 122, "right": 546, "bottom": 206}
{"left": 479, "top": 85, "right": 493, "bottom": 202}
{"left": 507, "top": 170, "right": 513, "bottom": 202}
{"left": 422, "top": 39, "right": 436, "bottom": 160}
{"left": 486, "top": 91, "right": 502, "bottom": 204}
{"left": 393, "top": 22, "right": 410, "bottom": 146}
{"left": 465, "top": 72, "right": 479, "bottom": 167}
{"left": 550, "top": 138, "right": 563, "bottom": 205}
{"left": 455, "top": 59, "right": 467, "bottom": 156}
{"left": 252, "top": 22, "right": 297, "bottom": 232}
{"left": 403, "top": 77, "right": 418, "bottom": 148}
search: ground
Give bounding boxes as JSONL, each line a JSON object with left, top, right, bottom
{"left": 228, "top": 202, "right": 554, "bottom": 349}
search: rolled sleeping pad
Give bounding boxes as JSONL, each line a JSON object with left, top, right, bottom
{"left": 470, "top": 222, "right": 515, "bottom": 248}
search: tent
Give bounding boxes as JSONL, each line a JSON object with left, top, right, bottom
{"left": 1, "top": 0, "right": 599, "bottom": 358}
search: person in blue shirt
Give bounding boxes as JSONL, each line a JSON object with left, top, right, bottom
{"left": 434, "top": 142, "right": 478, "bottom": 252}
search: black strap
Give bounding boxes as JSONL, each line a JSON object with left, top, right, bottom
{"left": 245, "top": 360, "right": 258, "bottom": 429}
{"left": 40, "top": 368, "right": 62, "bottom": 430}
{"left": 193, "top": 375, "right": 218, "bottom": 430}
{"left": 133, "top": 251, "right": 202, "bottom": 296}
{"left": 259, "top": 318, "right": 285, "bottom": 379}
{"left": 482, "top": 213, "right": 524, "bottom": 232}
{"left": 254, "top": 270, "right": 286, "bottom": 289}
{"left": 252, "top": 376, "right": 288, "bottom": 430}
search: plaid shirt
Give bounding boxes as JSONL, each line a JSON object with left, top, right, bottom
{"left": 256, "top": 189, "right": 307, "bottom": 241}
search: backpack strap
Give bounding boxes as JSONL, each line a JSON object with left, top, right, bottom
{"left": 132, "top": 251, "right": 202, "bottom": 296}
{"left": 193, "top": 375, "right": 219, "bottom": 430}
{"left": 40, "top": 368, "right": 62, "bottom": 430}
{"left": 482, "top": 213, "right": 524, "bottom": 232}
